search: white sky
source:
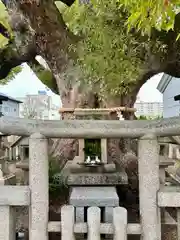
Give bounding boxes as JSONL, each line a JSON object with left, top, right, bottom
{"left": 0, "top": 63, "right": 163, "bottom": 104}
{"left": 137, "top": 73, "right": 163, "bottom": 102}
{"left": 0, "top": 64, "right": 61, "bottom": 106}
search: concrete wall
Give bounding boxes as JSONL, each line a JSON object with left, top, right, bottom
{"left": 2, "top": 100, "right": 20, "bottom": 117}
{"left": 163, "top": 77, "right": 180, "bottom": 118}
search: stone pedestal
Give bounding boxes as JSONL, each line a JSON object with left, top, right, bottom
{"left": 70, "top": 186, "right": 119, "bottom": 239}
{"left": 64, "top": 151, "right": 127, "bottom": 239}
{"left": 70, "top": 186, "right": 119, "bottom": 222}
{"left": 66, "top": 160, "right": 127, "bottom": 228}
{"left": 70, "top": 186, "right": 119, "bottom": 207}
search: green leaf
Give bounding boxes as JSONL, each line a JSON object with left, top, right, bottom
{"left": 0, "top": 0, "right": 13, "bottom": 48}
{"left": 176, "top": 33, "right": 180, "bottom": 41}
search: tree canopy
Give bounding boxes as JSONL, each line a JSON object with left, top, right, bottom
{"left": 0, "top": 0, "right": 180, "bottom": 107}
{"left": 120, "top": 0, "right": 180, "bottom": 36}
{"left": 58, "top": 0, "right": 180, "bottom": 101}
{"left": 0, "top": 1, "right": 22, "bottom": 84}
{"left": 62, "top": 1, "right": 144, "bottom": 97}
{"left": 0, "top": 1, "right": 11, "bottom": 48}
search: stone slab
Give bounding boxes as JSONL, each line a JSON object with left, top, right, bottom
{"left": 158, "top": 137, "right": 175, "bottom": 143}
{"left": 0, "top": 186, "right": 30, "bottom": 205}
{"left": 69, "top": 186, "right": 119, "bottom": 206}
{"left": 67, "top": 172, "right": 127, "bottom": 186}
{"left": 159, "top": 156, "right": 175, "bottom": 165}
{"left": 16, "top": 161, "right": 29, "bottom": 171}
{"left": 158, "top": 186, "right": 180, "bottom": 207}
{"left": 0, "top": 174, "right": 16, "bottom": 185}
{"left": 64, "top": 160, "right": 116, "bottom": 173}
{"left": 70, "top": 164, "right": 116, "bottom": 174}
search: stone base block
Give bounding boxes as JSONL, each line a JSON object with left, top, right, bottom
{"left": 70, "top": 186, "right": 119, "bottom": 207}
{"left": 0, "top": 174, "right": 16, "bottom": 185}
{"left": 67, "top": 172, "right": 127, "bottom": 186}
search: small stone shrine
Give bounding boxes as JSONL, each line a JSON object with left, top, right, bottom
{"left": 60, "top": 107, "right": 135, "bottom": 233}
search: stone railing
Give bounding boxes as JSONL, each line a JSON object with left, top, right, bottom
{"left": 1, "top": 116, "right": 180, "bottom": 239}
{"left": 49, "top": 205, "right": 141, "bottom": 239}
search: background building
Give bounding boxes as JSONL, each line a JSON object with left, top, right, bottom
{"left": 0, "top": 92, "right": 21, "bottom": 117}
{"left": 0, "top": 92, "right": 22, "bottom": 146}
{"left": 157, "top": 73, "right": 180, "bottom": 118}
{"left": 18, "top": 90, "right": 60, "bottom": 120}
{"left": 134, "top": 97, "right": 163, "bottom": 117}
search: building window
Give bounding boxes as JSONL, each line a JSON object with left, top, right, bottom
{"left": 14, "top": 108, "right": 16, "bottom": 112}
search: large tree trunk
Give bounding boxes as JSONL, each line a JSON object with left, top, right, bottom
{"left": 15, "top": 0, "right": 82, "bottom": 164}
{"left": 7, "top": 0, "right": 143, "bottom": 208}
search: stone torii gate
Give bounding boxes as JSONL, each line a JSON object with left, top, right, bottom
{"left": 1, "top": 116, "right": 180, "bottom": 239}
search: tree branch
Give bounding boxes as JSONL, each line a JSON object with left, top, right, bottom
{"left": 0, "top": 0, "right": 37, "bottom": 80}
{"left": 29, "top": 59, "right": 59, "bottom": 94}
{"left": 0, "top": 41, "right": 36, "bottom": 80}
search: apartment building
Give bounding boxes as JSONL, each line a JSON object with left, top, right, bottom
{"left": 134, "top": 99, "right": 163, "bottom": 117}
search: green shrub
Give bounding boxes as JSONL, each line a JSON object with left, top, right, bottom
{"left": 49, "top": 156, "right": 68, "bottom": 200}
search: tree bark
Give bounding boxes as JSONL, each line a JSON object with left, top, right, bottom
{"left": 18, "top": 0, "right": 79, "bottom": 96}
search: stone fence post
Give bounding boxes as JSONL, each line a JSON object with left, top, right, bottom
{"left": 87, "top": 207, "right": 101, "bottom": 240}
{"left": 61, "top": 205, "right": 75, "bottom": 240}
{"left": 29, "top": 133, "right": 48, "bottom": 240}
{"left": 138, "top": 134, "right": 161, "bottom": 240}
{"left": 113, "top": 207, "right": 127, "bottom": 240}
